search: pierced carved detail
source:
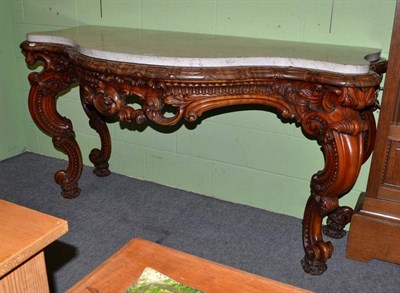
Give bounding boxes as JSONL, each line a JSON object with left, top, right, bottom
{"left": 82, "top": 82, "right": 148, "bottom": 125}
{"left": 76, "top": 67, "right": 378, "bottom": 130}
{"left": 20, "top": 40, "right": 385, "bottom": 275}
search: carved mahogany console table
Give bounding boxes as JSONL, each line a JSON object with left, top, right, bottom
{"left": 20, "top": 26, "right": 386, "bottom": 275}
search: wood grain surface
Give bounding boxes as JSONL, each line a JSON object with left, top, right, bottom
{"left": 68, "top": 238, "right": 312, "bottom": 293}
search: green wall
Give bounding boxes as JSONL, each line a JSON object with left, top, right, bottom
{"left": 0, "top": 0, "right": 25, "bottom": 159}
{"left": 0, "top": 0, "right": 396, "bottom": 218}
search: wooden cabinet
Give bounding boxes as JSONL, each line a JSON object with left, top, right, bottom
{"left": 346, "top": 0, "right": 400, "bottom": 264}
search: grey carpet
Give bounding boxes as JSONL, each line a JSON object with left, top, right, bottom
{"left": 0, "top": 152, "right": 399, "bottom": 293}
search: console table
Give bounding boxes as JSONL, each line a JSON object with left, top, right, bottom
{"left": 20, "top": 26, "right": 386, "bottom": 275}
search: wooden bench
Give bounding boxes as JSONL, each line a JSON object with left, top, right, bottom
{"left": 0, "top": 199, "right": 68, "bottom": 293}
{"left": 68, "top": 238, "right": 311, "bottom": 293}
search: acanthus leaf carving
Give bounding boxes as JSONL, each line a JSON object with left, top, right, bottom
{"left": 76, "top": 67, "right": 380, "bottom": 145}
{"left": 337, "top": 87, "right": 377, "bottom": 110}
{"left": 21, "top": 40, "right": 385, "bottom": 276}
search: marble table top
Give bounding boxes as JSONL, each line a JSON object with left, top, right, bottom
{"left": 27, "top": 26, "right": 381, "bottom": 74}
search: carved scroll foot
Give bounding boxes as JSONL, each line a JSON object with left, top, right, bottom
{"left": 53, "top": 135, "right": 82, "bottom": 198}
{"left": 80, "top": 86, "right": 112, "bottom": 177}
{"left": 90, "top": 149, "right": 111, "bottom": 177}
{"left": 323, "top": 206, "right": 353, "bottom": 239}
{"left": 301, "top": 254, "right": 328, "bottom": 276}
{"left": 59, "top": 181, "right": 81, "bottom": 198}
{"left": 302, "top": 194, "right": 336, "bottom": 275}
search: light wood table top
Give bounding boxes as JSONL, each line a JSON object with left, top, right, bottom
{"left": 0, "top": 199, "right": 68, "bottom": 277}
{"left": 68, "top": 238, "right": 311, "bottom": 293}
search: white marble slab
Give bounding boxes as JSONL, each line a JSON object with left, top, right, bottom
{"left": 27, "top": 26, "right": 381, "bottom": 74}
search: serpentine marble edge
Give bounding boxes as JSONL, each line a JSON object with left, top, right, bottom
{"left": 26, "top": 25, "right": 381, "bottom": 74}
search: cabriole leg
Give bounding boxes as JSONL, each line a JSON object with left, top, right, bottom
{"left": 301, "top": 132, "right": 365, "bottom": 275}
{"left": 26, "top": 51, "right": 82, "bottom": 198}
{"left": 322, "top": 111, "right": 375, "bottom": 239}
{"left": 80, "top": 86, "right": 111, "bottom": 177}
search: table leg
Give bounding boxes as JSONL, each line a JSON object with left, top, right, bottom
{"left": 301, "top": 131, "right": 365, "bottom": 275}
{"left": 0, "top": 252, "right": 49, "bottom": 293}
{"left": 80, "top": 86, "right": 111, "bottom": 177}
{"left": 26, "top": 51, "right": 82, "bottom": 198}
{"left": 321, "top": 111, "right": 376, "bottom": 239}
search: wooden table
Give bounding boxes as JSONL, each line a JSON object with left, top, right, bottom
{"left": 20, "top": 26, "right": 386, "bottom": 274}
{"left": 68, "top": 238, "right": 311, "bottom": 293}
{"left": 0, "top": 199, "right": 68, "bottom": 293}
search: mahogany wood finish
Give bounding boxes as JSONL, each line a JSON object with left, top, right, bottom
{"left": 21, "top": 40, "right": 386, "bottom": 275}
{"left": 346, "top": 0, "right": 400, "bottom": 264}
{"left": 24, "top": 49, "right": 82, "bottom": 198}
{"left": 68, "top": 238, "right": 311, "bottom": 293}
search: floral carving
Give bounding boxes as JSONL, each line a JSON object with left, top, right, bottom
{"left": 20, "top": 40, "right": 385, "bottom": 275}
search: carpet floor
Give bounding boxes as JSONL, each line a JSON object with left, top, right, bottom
{"left": 0, "top": 152, "right": 399, "bottom": 292}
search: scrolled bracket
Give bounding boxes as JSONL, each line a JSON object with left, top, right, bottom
{"left": 23, "top": 49, "right": 82, "bottom": 198}
{"left": 297, "top": 85, "right": 379, "bottom": 274}
{"left": 323, "top": 206, "right": 354, "bottom": 239}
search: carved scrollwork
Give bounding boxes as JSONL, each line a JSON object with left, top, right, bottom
{"left": 22, "top": 49, "right": 82, "bottom": 198}
{"left": 301, "top": 113, "right": 329, "bottom": 141}
{"left": 20, "top": 40, "right": 385, "bottom": 275}
{"left": 44, "top": 55, "right": 381, "bottom": 276}
{"left": 338, "top": 87, "right": 378, "bottom": 110}
{"left": 323, "top": 206, "right": 354, "bottom": 239}
{"left": 302, "top": 194, "right": 336, "bottom": 275}
{"left": 93, "top": 86, "right": 124, "bottom": 116}
{"left": 82, "top": 82, "right": 148, "bottom": 125}
{"left": 329, "top": 118, "right": 369, "bottom": 136}
{"left": 76, "top": 69, "right": 379, "bottom": 184}
{"left": 316, "top": 196, "right": 339, "bottom": 217}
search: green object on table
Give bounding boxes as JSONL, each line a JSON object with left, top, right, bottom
{"left": 126, "top": 267, "right": 203, "bottom": 293}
